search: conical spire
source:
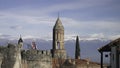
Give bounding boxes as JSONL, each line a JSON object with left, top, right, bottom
{"left": 18, "top": 35, "right": 23, "bottom": 44}
{"left": 75, "top": 36, "right": 80, "bottom": 59}
{"left": 53, "top": 17, "right": 64, "bottom": 30}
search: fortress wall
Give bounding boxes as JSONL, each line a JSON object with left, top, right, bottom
{"left": 21, "top": 49, "right": 52, "bottom": 68}
{"left": 0, "top": 44, "right": 22, "bottom": 68}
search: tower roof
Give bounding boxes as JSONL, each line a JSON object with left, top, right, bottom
{"left": 18, "top": 36, "right": 23, "bottom": 43}
{"left": 53, "top": 17, "right": 64, "bottom": 30}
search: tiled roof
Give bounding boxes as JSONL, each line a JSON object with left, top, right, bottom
{"left": 98, "top": 38, "right": 120, "bottom": 52}
{"left": 52, "top": 58, "right": 100, "bottom": 68}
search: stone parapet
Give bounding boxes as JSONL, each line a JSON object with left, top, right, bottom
{"left": 21, "top": 49, "right": 52, "bottom": 61}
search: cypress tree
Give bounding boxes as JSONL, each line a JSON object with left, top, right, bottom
{"left": 75, "top": 36, "right": 80, "bottom": 59}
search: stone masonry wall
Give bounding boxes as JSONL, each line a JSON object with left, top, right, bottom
{"left": 0, "top": 44, "right": 52, "bottom": 68}
{"left": 21, "top": 49, "right": 52, "bottom": 68}
{"left": 0, "top": 44, "right": 21, "bottom": 68}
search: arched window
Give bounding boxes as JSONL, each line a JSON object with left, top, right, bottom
{"left": 57, "top": 41, "right": 60, "bottom": 49}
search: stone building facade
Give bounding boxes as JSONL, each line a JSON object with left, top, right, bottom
{"left": 0, "top": 43, "right": 23, "bottom": 68}
{"left": 21, "top": 49, "right": 52, "bottom": 68}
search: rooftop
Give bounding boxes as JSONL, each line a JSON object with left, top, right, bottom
{"left": 98, "top": 38, "right": 120, "bottom": 52}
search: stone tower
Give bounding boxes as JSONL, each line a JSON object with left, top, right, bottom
{"left": 52, "top": 17, "right": 66, "bottom": 59}
{"left": 75, "top": 36, "right": 80, "bottom": 59}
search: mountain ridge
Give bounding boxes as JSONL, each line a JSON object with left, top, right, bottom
{"left": 0, "top": 38, "right": 110, "bottom": 63}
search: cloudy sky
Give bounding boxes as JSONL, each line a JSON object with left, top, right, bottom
{"left": 0, "top": 0, "right": 120, "bottom": 40}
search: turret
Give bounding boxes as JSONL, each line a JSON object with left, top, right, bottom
{"left": 18, "top": 35, "right": 23, "bottom": 48}
{"left": 75, "top": 36, "right": 80, "bottom": 59}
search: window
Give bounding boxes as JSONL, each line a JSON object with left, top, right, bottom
{"left": 113, "top": 54, "right": 114, "bottom": 61}
{"left": 57, "top": 42, "right": 60, "bottom": 49}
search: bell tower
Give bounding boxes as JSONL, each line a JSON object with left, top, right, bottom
{"left": 52, "top": 17, "right": 66, "bottom": 59}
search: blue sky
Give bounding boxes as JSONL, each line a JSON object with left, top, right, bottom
{"left": 0, "top": 0, "right": 120, "bottom": 40}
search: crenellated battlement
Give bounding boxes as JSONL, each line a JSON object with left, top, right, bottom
{"left": 0, "top": 44, "right": 52, "bottom": 68}
{"left": 21, "top": 49, "right": 52, "bottom": 61}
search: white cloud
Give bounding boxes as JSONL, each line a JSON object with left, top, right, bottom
{"left": 0, "top": 32, "right": 120, "bottom": 41}
{"left": 0, "top": 0, "right": 114, "bottom": 17}
{"left": 0, "top": 0, "right": 119, "bottom": 39}
{"left": 64, "top": 18, "right": 120, "bottom": 32}
{"left": 0, "top": 11, "right": 55, "bottom": 25}
{"left": 0, "top": 33, "right": 16, "bottom": 40}
{"left": 64, "top": 33, "right": 120, "bottom": 41}
{"left": 65, "top": 34, "right": 77, "bottom": 41}
{"left": 0, "top": 11, "right": 120, "bottom": 39}
{"left": 33, "top": 0, "right": 114, "bottom": 15}
{"left": 10, "top": 25, "right": 23, "bottom": 30}
{"left": 109, "top": 35, "right": 120, "bottom": 40}
{"left": 91, "top": 33, "right": 104, "bottom": 38}
{"left": 79, "top": 33, "right": 106, "bottom": 41}
{"left": 22, "top": 35, "right": 39, "bottom": 39}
